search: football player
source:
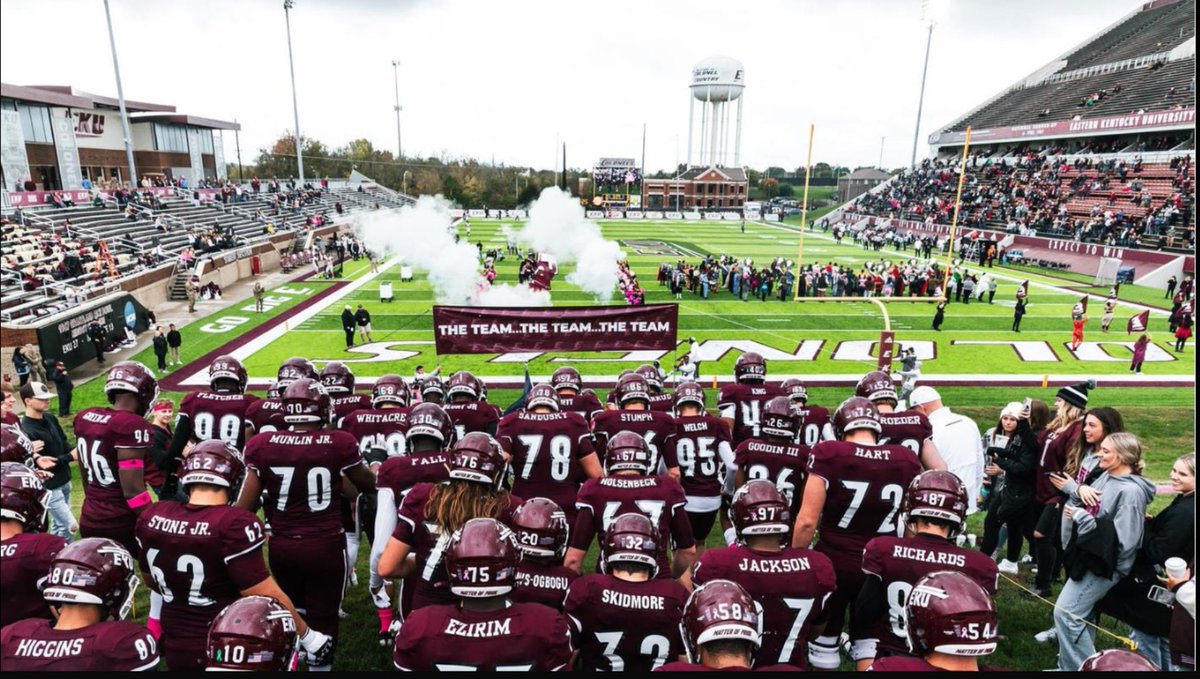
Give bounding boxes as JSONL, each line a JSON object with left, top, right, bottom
{"left": 418, "top": 377, "right": 446, "bottom": 406}
{"left": 552, "top": 366, "right": 604, "bottom": 421}
{"left": 662, "top": 381, "right": 734, "bottom": 553}
{"left": 791, "top": 396, "right": 922, "bottom": 670}
{"left": 732, "top": 397, "right": 811, "bottom": 529}
{"left": 603, "top": 369, "right": 638, "bottom": 411}
{"left": 718, "top": 352, "right": 785, "bottom": 447}
{"left": 781, "top": 378, "right": 833, "bottom": 446}
{"left": 564, "top": 512, "right": 688, "bottom": 671}
{"left": 685, "top": 480, "right": 836, "bottom": 669}
{"left": 856, "top": 371, "right": 944, "bottom": 471}
{"left": 658, "top": 579, "right": 799, "bottom": 672}
{"left": 566, "top": 431, "right": 696, "bottom": 579}
{"left": 591, "top": 373, "right": 678, "bottom": 479}
{"left": 244, "top": 357, "right": 318, "bottom": 437}
{"left": 0, "top": 538, "right": 159, "bottom": 671}
{"left": 319, "top": 361, "right": 371, "bottom": 428}
{"left": 444, "top": 370, "right": 500, "bottom": 438}
{"left": 392, "top": 517, "right": 573, "bottom": 671}
{"left": 239, "top": 378, "right": 375, "bottom": 670}
{"left": 1079, "top": 649, "right": 1160, "bottom": 671}
{"left": 511, "top": 497, "right": 578, "bottom": 611}
{"left": 378, "top": 432, "right": 522, "bottom": 612}
{"left": 1, "top": 423, "right": 35, "bottom": 465}
{"left": 136, "top": 439, "right": 332, "bottom": 670}
{"left": 867, "top": 571, "right": 1000, "bottom": 672}
{"left": 168, "top": 356, "right": 261, "bottom": 463}
{"left": 637, "top": 363, "right": 675, "bottom": 413}
{"left": 855, "top": 471, "right": 999, "bottom": 670}
{"left": 205, "top": 596, "right": 299, "bottom": 671}
{"left": 497, "top": 384, "right": 601, "bottom": 526}
{"left": 1, "top": 462, "right": 66, "bottom": 628}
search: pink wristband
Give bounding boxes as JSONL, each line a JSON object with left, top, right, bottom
{"left": 118, "top": 459, "right": 145, "bottom": 469}
{"left": 126, "top": 491, "right": 152, "bottom": 509}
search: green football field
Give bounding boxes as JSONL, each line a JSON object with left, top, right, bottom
{"left": 57, "top": 217, "right": 1193, "bottom": 672}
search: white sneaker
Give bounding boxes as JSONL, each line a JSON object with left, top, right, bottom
{"left": 1034, "top": 628, "right": 1057, "bottom": 643}
{"left": 999, "top": 559, "right": 1020, "bottom": 574}
{"left": 1021, "top": 554, "right": 1034, "bottom": 564}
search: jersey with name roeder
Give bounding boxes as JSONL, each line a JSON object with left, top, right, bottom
{"left": 0, "top": 532, "right": 67, "bottom": 627}
{"left": 393, "top": 601, "right": 572, "bottom": 671}
{"left": 718, "top": 382, "right": 786, "bottom": 446}
{"left": 564, "top": 573, "right": 688, "bottom": 672}
{"left": 497, "top": 410, "right": 595, "bottom": 515}
{"left": 571, "top": 475, "right": 694, "bottom": 576}
{"left": 877, "top": 410, "right": 933, "bottom": 455}
{"left": 176, "top": 391, "right": 262, "bottom": 449}
{"left": 73, "top": 408, "right": 153, "bottom": 529}
{"left": 0, "top": 618, "right": 159, "bottom": 672}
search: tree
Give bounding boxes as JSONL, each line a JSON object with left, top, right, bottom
{"left": 762, "top": 176, "right": 779, "bottom": 199}
{"left": 777, "top": 183, "right": 794, "bottom": 197}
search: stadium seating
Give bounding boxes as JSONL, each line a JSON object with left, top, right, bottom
{"left": 1063, "top": 0, "right": 1195, "bottom": 70}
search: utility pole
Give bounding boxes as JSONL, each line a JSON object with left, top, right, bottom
{"left": 911, "top": 15, "right": 934, "bottom": 168}
{"left": 391, "top": 60, "right": 403, "bottom": 161}
{"left": 235, "top": 119, "right": 244, "bottom": 183}
{"left": 102, "top": 0, "right": 137, "bottom": 186}
{"left": 283, "top": 0, "right": 305, "bottom": 184}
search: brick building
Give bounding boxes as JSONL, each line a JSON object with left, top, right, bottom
{"left": 642, "top": 166, "right": 749, "bottom": 210}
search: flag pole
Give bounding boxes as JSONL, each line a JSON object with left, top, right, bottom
{"left": 940, "top": 126, "right": 972, "bottom": 300}
{"left": 793, "top": 124, "right": 815, "bottom": 301}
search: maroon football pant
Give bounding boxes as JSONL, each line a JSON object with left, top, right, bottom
{"left": 269, "top": 533, "right": 347, "bottom": 638}
{"left": 79, "top": 519, "right": 138, "bottom": 557}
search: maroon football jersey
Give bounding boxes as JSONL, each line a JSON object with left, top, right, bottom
{"left": 795, "top": 405, "right": 832, "bottom": 447}
{"left": 177, "top": 391, "right": 262, "bottom": 449}
{"left": 564, "top": 573, "right": 686, "bottom": 671}
{"left": 244, "top": 397, "right": 286, "bottom": 435}
{"left": 571, "top": 476, "right": 694, "bottom": 575}
{"left": 445, "top": 401, "right": 500, "bottom": 440}
{"left": 393, "top": 483, "right": 523, "bottom": 610}
{"left": 1036, "top": 420, "right": 1082, "bottom": 504}
{"left": 647, "top": 392, "right": 675, "bottom": 413}
{"left": 331, "top": 393, "right": 372, "bottom": 429}
{"left": 0, "top": 618, "right": 159, "bottom": 671}
{"left": 243, "top": 429, "right": 364, "bottom": 539}
{"left": 344, "top": 408, "right": 411, "bottom": 461}
{"left": 74, "top": 408, "right": 153, "bottom": 535}
{"left": 656, "top": 662, "right": 802, "bottom": 671}
{"left": 559, "top": 391, "right": 604, "bottom": 421}
{"left": 663, "top": 415, "right": 734, "bottom": 498}
{"left": 718, "top": 383, "right": 786, "bottom": 446}
{"left": 733, "top": 438, "right": 811, "bottom": 512}
{"left": 497, "top": 411, "right": 595, "bottom": 515}
{"left": 393, "top": 601, "right": 572, "bottom": 671}
{"left": 0, "top": 533, "right": 67, "bottom": 627}
{"left": 376, "top": 453, "right": 450, "bottom": 501}
{"left": 591, "top": 410, "right": 677, "bottom": 473}
{"left": 134, "top": 502, "right": 270, "bottom": 659}
{"left": 869, "top": 656, "right": 978, "bottom": 671}
{"left": 861, "top": 533, "right": 999, "bottom": 655}
{"left": 806, "top": 440, "right": 922, "bottom": 573}
{"left": 513, "top": 561, "right": 579, "bottom": 611}
{"left": 877, "top": 410, "right": 933, "bottom": 456}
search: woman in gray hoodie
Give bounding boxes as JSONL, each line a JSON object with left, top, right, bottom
{"left": 1053, "top": 432, "right": 1157, "bottom": 670}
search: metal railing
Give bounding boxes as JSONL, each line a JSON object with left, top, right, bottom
{"left": 1034, "top": 51, "right": 1173, "bottom": 86}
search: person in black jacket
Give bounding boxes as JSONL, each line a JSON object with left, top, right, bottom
{"left": 87, "top": 319, "right": 106, "bottom": 363}
{"left": 341, "top": 305, "right": 356, "bottom": 349}
{"left": 152, "top": 327, "right": 169, "bottom": 371}
{"left": 979, "top": 399, "right": 1048, "bottom": 573}
{"left": 166, "top": 323, "right": 182, "bottom": 366}
{"left": 146, "top": 399, "right": 184, "bottom": 501}
{"left": 1013, "top": 297, "right": 1027, "bottom": 332}
{"left": 19, "top": 381, "right": 77, "bottom": 538}
{"left": 49, "top": 360, "right": 73, "bottom": 417}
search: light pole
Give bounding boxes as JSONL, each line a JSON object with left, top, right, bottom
{"left": 283, "top": 0, "right": 305, "bottom": 185}
{"left": 102, "top": 0, "right": 137, "bottom": 186}
{"left": 910, "top": 1, "right": 938, "bottom": 168}
{"left": 391, "top": 60, "right": 403, "bottom": 161}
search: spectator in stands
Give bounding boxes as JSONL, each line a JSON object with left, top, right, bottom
{"left": 166, "top": 324, "right": 182, "bottom": 366}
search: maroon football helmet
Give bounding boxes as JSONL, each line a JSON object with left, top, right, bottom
{"left": 551, "top": 366, "right": 583, "bottom": 392}
{"left": 209, "top": 355, "right": 248, "bottom": 394}
{"left": 904, "top": 470, "right": 968, "bottom": 537}
{"left": 1079, "top": 649, "right": 1159, "bottom": 672}
{"left": 181, "top": 440, "right": 246, "bottom": 496}
{"left": 276, "top": 357, "right": 318, "bottom": 391}
{"left": 448, "top": 432, "right": 507, "bottom": 489}
{"left": 476, "top": 378, "right": 490, "bottom": 402}
{"left": 761, "top": 396, "right": 798, "bottom": 439}
{"left": 856, "top": 370, "right": 898, "bottom": 404}
{"left": 206, "top": 595, "right": 298, "bottom": 672}
{"left": 673, "top": 381, "right": 706, "bottom": 412}
{"left": 281, "top": 378, "right": 331, "bottom": 426}
{"left": 420, "top": 377, "right": 446, "bottom": 402}
{"left": 730, "top": 479, "right": 791, "bottom": 539}
{"left": 372, "top": 374, "right": 410, "bottom": 408}
{"left": 446, "top": 517, "right": 520, "bottom": 598}
{"left": 446, "top": 371, "right": 479, "bottom": 401}
{"left": 511, "top": 497, "right": 569, "bottom": 561}
{"left": 601, "top": 512, "right": 661, "bottom": 578}
{"left": 832, "top": 396, "right": 882, "bottom": 439}
{"left": 1, "top": 461, "right": 50, "bottom": 531}
{"left": 734, "top": 352, "right": 767, "bottom": 383}
{"left": 42, "top": 537, "right": 139, "bottom": 620}
{"left": 604, "top": 430, "right": 652, "bottom": 475}
{"left": 526, "top": 383, "right": 561, "bottom": 412}
{"left": 613, "top": 373, "right": 651, "bottom": 407}
{"left": 905, "top": 571, "right": 998, "bottom": 657}
{"left": 104, "top": 361, "right": 159, "bottom": 415}
{"left": 406, "top": 402, "right": 453, "bottom": 446}
{"left": 780, "top": 378, "right": 809, "bottom": 405}
{"left": 319, "top": 361, "right": 355, "bottom": 395}
{"left": 680, "top": 579, "right": 763, "bottom": 663}
{"left": 635, "top": 364, "right": 664, "bottom": 392}
{"left": 1, "top": 424, "right": 35, "bottom": 465}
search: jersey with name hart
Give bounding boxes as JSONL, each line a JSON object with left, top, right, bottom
{"left": 1, "top": 533, "right": 67, "bottom": 627}
{"left": 564, "top": 573, "right": 687, "bottom": 672}
{"left": 807, "top": 440, "right": 922, "bottom": 572}
{"left": 513, "top": 561, "right": 579, "bottom": 611}
{"left": 795, "top": 405, "right": 832, "bottom": 447}
{"left": 497, "top": 410, "right": 595, "bottom": 513}
{"left": 718, "top": 383, "right": 787, "bottom": 446}
{"left": 591, "top": 410, "right": 677, "bottom": 472}
{"left": 733, "top": 437, "right": 811, "bottom": 512}
{"left": 445, "top": 402, "right": 501, "bottom": 439}
{"left": 73, "top": 408, "right": 153, "bottom": 529}
{"left": 878, "top": 410, "right": 933, "bottom": 455}
{"left": 691, "top": 544, "right": 836, "bottom": 669}
{"left": 244, "top": 429, "right": 364, "bottom": 539}
{"left": 244, "top": 397, "right": 286, "bottom": 435}
{"left": 393, "top": 601, "right": 572, "bottom": 671}
{"left": 662, "top": 415, "right": 733, "bottom": 499}
{"left": 344, "top": 408, "right": 411, "bottom": 461}
{"left": 558, "top": 392, "right": 604, "bottom": 421}
{"left": 176, "top": 391, "right": 262, "bottom": 449}
{"left": 571, "top": 475, "right": 694, "bottom": 576}
{"left": 331, "top": 394, "right": 373, "bottom": 429}
{"left": 0, "top": 619, "right": 159, "bottom": 672}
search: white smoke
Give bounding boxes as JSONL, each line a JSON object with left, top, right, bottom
{"left": 516, "top": 187, "right": 624, "bottom": 302}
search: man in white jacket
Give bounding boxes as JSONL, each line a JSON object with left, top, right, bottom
{"left": 910, "top": 386, "right": 985, "bottom": 514}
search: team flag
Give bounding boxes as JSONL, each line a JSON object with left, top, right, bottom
{"left": 1016, "top": 280, "right": 1029, "bottom": 299}
{"left": 1127, "top": 310, "right": 1150, "bottom": 334}
{"left": 503, "top": 363, "right": 534, "bottom": 415}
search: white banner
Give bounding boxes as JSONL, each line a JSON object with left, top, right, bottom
{"left": 625, "top": 211, "right": 643, "bottom": 220}
{"left": 665, "top": 211, "right": 683, "bottom": 220}
{"left": 213, "top": 131, "right": 227, "bottom": 181}
{"left": 186, "top": 128, "right": 205, "bottom": 185}
{"left": 765, "top": 214, "right": 781, "bottom": 222}
{"left": 745, "top": 211, "right": 761, "bottom": 220}
{"left": 0, "top": 110, "right": 30, "bottom": 190}
{"left": 467, "top": 209, "right": 486, "bottom": 217}
{"left": 606, "top": 210, "right": 625, "bottom": 219}
{"left": 646, "top": 211, "right": 664, "bottom": 219}
{"left": 683, "top": 211, "right": 701, "bottom": 220}
{"left": 703, "top": 212, "right": 724, "bottom": 220}
{"left": 50, "top": 109, "right": 83, "bottom": 190}
{"left": 586, "top": 210, "right": 605, "bottom": 219}
{"left": 512, "top": 209, "right": 527, "bottom": 219}
{"left": 722, "top": 212, "right": 741, "bottom": 220}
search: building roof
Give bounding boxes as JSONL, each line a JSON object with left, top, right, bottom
{"left": 846, "top": 168, "right": 891, "bottom": 180}
{"left": 129, "top": 112, "right": 240, "bottom": 131}
{"left": 0, "top": 83, "right": 92, "bottom": 109}
{"left": 680, "top": 165, "right": 748, "bottom": 182}
{"left": 25, "top": 85, "right": 175, "bottom": 113}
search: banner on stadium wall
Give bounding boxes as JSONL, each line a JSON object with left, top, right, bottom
{"left": 50, "top": 109, "right": 83, "bottom": 190}
{"left": 722, "top": 212, "right": 741, "bottom": 220}
{"left": 665, "top": 211, "right": 683, "bottom": 220}
{"left": 745, "top": 211, "right": 761, "bottom": 220}
{"left": 36, "top": 294, "right": 151, "bottom": 371}
{"left": 586, "top": 210, "right": 605, "bottom": 218}
{"left": 703, "top": 212, "right": 724, "bottom": 220}
{"left": 449, "top": 209, "right": 465, "bottom": 218}
{"left": 213, "top": 130, "right": 227, "bottom": 181}
{"left": 467, "top": 209, "right": 486, "bottom": 218}
{"left": 929, "top": 107, "right": 1196, "bottom": 145}
{"left": 1, "top": 110, "right": 31, "bottom": 189}
{"left": 186, "top": 128, "right": 204, "bottom": 186}
{"left": 646, "top": 211, "right": 664, "bottom": 219}
{"left": 626, "top": 211, "right": 644, "bottom": 220}
{"left": 764, "top": 214, "right": 780, "bottom": 221}
{"left": 4, "top": 187, "right": 219, "bottom": 206}
{"left": 876, "top": 331, "right": 896, "bottom": 371}
{"left": 432, "top": 304, "right": 678, "bottom": 354}
{"left": 683, "top": 212, "right": 701, "bottom": 220}
{"left": 606, "top": 210, "right": 625, "bottom": 219}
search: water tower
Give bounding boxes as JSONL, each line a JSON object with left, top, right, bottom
{"left": 687, "top": 56, "right": 745, "bottom": 168}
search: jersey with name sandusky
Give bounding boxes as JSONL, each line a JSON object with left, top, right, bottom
{"left": 662, "top": 414, "right": 733, "bottom": 499}
{"left": 564, "top": 573, "right": 688, "bottom": 672}
{"left": 590, "top": 409, "right": 676, "bottom": 472}
{"left": 647, "top": 392, "right": 675, "bottom": 413}
{"left": 878, "top": 410, "right": 934, "bottom": 454}
{"left": 393, "top": 600, "right": 572, "bottom": 671}
{"left": 0, "top": 532, "right": 67, "bottom": 628}
{"left": 445, "top": 401, "right": 501, "bottom": 439}
{"left": 571, "top": 475, "right": 694, "bottom": 576}
{"left": 733, "top": 437, "right": 811, "bottom": 511}
{"left": 73, "top": 408, "right": 153, "bottom": 528}
{"left": 718, "top": 382, "right": 786, "bottom": 445}
{"left": 559, "top": 391, "right": 605, "bottom": 421}
{"left": 243, "top": 429, "right": 364, "bottom": 539}
{"left": 0, "top": 618, "right": 159, "bottom": 672}
{"left": 331, "top": 393, "right": 373, "bottom": 429}
{"left": 344, "top": 407, "right": 411, "bottom": 460}
{"left": 861, "top": 533, "right": 1000, "bottom": 656}
{"left": 497, "top": 410, "right": 595, "bottom": 515}
{"left": 244, "top": 397, "right": 287, "bottom": 434}
{"left": 176, "top": 391, "right": 262, "bottom": 448}
{"left": 807, "top": 440, "right": 922, "bottom": 572}
{"left": 691, "top": 544, "right": 837, "bottom": 669}
{"left": 795, "top": 405, "right": 832, "bottom": 447}
{"left": 513, "top": 561, "right": 579, "bottom": 611}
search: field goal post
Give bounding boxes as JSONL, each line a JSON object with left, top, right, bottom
{"left": 1093, "top": 257, "right": 1121, "bottom": 286}
{"left": 788, "top": 296, "right": 942, "bottom": 372}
